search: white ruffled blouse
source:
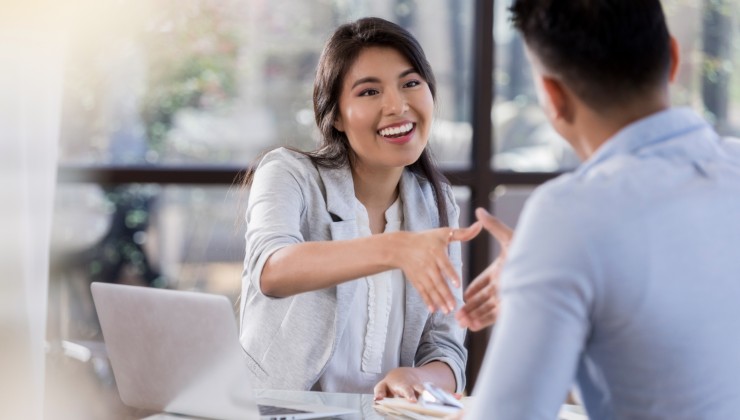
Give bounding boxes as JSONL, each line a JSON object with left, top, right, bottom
{"left": 316, "top": 197, "right": 406, "bottom": 393}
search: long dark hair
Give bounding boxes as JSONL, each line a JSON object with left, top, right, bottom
{"left": 245, "top": 17, "right": 449, "bottom": 226}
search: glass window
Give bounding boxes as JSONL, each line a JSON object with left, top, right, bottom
{"left": 664, "top": 0, "right": 740, "bottom": 136}
{"left": 452, "top": 186, "right": 472, "bottom": 277}
{"left": 492, "top": 0, "right": 579, "bottom": 173}
{"left": 51, "top": 184, "right": 245, "bottom": 341}
{"left": 491, "top": 0, "right": 740, "bottom": 172}
{"left": 58, "top": 0, "right": 473, "bottom": 168}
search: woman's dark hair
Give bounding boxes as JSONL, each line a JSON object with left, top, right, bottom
{"left": 510, "top": 0, "right": 671, "bottom": 110}
{"left": 244, "top": 17, "right": 449, "bottom": 226}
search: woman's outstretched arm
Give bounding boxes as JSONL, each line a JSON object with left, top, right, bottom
{"left": 261, "top": 224, "right": 480, "bottom": 314}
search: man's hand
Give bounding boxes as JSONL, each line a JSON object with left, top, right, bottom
{"left": 456, "top": 208, "right": 514, "bottom": 331}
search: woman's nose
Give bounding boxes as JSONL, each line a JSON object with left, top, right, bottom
{"left": 383, "top": 89, "right": 408, "bottom": 115}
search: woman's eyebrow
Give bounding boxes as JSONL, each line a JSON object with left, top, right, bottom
{"left": 351, "top": 76, "right": 380, "bottom": 89}
{"left": 350, "top": 68, "right": 419, "bottom": 90}
{"left": 399, "top": 68, "right": 417, "bottom": 78}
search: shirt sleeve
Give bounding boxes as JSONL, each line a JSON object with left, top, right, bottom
{"left": 243, "top": 150, "right": 307, "bottom": 297}
{"left": 416, "top": 184, "right": 468, "bottom": 393}
{"left": 467, "top": 187, "right": 598, "bottom": 419}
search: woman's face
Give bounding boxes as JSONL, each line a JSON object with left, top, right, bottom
{"left": 334, "top": 46, "right": 434, "bottom": 171}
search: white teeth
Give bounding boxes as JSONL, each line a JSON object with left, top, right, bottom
{"left": 379, "top": 122, "right": 414, "bottom": 137}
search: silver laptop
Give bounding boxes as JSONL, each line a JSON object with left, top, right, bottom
{"left": 91, "top": 282, "right": 356, "bottom": 420}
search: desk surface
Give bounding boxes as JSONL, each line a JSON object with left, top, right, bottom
{"left": 142, "top": 389, "right": 587, "bottom": 419}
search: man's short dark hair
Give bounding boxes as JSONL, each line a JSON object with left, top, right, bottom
{"left": 510, "top": 0, "right": 671, "bottom": 110}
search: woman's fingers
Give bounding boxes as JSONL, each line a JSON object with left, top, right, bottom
{"left": 402, "top": 227, "right": 475, "bottom": 314}
{"left": 426, "top": 267, "right": 455, "bottom": 313}
{"left": 412, "top": 383, "right": 426, "bottom": 397}
{"left": 394, "top": 384, "right": 418, "bottom": 402}
{"left": 375, "top": 380, "right": 417, "bottom": 402}
{"left": 411, "top": 268, "right": 448, "bottom": 314}
{"left": 414, "top": 281, "right": 436, "bottom": 313}
{"left": 412, "top": 270, "right": 455, "bottom": 314}
{"left": 374, "top": 382, "right": 389, "bottom": 401}
{"left": 438, "top": 252, "right": 461, "bottom": 288}
{"left": 450, "top": 221, "right": 483, "bottom": 242}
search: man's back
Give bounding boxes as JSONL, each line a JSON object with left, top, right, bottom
{"left": 472, "top": 108, "right": 740, "bottom": 419}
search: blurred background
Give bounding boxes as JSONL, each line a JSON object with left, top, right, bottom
{"left": 40, "top": 0, "right": 740, "bottom": 418}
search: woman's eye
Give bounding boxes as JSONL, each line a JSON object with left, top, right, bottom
{"left": 359, "top": 89, "right": 379, "bottom": 96}
{"left": 404, "top": 80, "right": 421, "bottom": 88}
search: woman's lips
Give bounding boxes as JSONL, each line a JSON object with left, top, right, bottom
{"left": 378, "top": 123, "right": 416, "bottom": 145}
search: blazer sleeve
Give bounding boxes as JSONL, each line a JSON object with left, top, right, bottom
{"left": 414, "top": 184, "right": 468, "bottom": 393}
{"left": 243, "top": 149, "right": 307, "bottom": 297}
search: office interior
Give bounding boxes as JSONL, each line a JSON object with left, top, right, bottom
{"left": 2, "top": 0, "right": 738, "bottom": 418}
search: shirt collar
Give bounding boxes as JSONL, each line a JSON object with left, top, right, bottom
{"left": 576, "top": 107, "right": 711, "bottom": 176}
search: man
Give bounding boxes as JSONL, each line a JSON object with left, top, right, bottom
{"left": 457, "top": 1, "right": 740, "bottom": 418}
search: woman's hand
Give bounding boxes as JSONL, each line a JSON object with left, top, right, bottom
{"left": 392, "top": 221, "right": 482, "bottom": 314}
{"left": 373, "top": 367, "right": 424, "bottom": 402}
{"left": 456, "top": 208, "right": 513, "bottom": 331}
{"left": 374, "top": 362, "right": 456, "bottom": 402}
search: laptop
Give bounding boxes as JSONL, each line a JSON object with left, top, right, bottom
{"left": 91, "top": 282, "right": 356, "bottom": 420}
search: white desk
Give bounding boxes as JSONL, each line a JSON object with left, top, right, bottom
{"left": 142, "top": 389, "right": 588, "bottom": 419}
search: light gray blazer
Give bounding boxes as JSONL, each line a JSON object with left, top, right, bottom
{"left": 239, "top": 148, "right": 467, "bottom": 392}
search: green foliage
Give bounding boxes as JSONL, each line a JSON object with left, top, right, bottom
{"left": 139, "top": 1, "right": 241, "bottom": 154}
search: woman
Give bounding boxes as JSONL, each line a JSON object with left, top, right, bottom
{"left": 239, "top": 17, "right": 481, "bottom": 400}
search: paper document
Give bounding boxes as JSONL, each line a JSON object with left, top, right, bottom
{"left": 374, "top": 398, "right": 588, "bottom": 419}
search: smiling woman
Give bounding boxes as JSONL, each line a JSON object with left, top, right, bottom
{"left": 336, "top": 47, "right": 434, "bottom": 172}
{"left": 239, "top": 17, "right": 482, "bottom": 401}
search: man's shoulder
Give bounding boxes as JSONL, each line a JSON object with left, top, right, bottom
{"left": 529, "top": 172, "right": 596, "bottom": 207}
{"left": 721, "top": 136, "right": 740, "bottom": 158}
{"left": 524, "top": 170, "right": 620, "bottom": 229}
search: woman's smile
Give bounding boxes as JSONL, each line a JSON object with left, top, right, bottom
{"left": 378, "top": 121, "right": 416, "bottom": 144}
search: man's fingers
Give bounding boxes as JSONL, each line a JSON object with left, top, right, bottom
{"left": 475, "top": 207, "right": 513, "bottom": 246}
{"left": 460, "top": 296, "right": 498, "bottom": 331}
{"left": 469, "top": 312, "right": 497, "bottom": 332}
{"left": 455, "top": 308, "right": 469, "bottom": 327}
{"left": 463, "top": 260, "right": 501, "bottom": 301}
{"left": 461, "top": 283, "right": 496, "bottom": 319}
{"left": 463, "top": 271, "right": 489, "bottom": 302}
{"left": 467, "top": 293, "right": 498, "bottom": 321}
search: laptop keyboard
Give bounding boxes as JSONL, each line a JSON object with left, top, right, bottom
{"left": 258, "top": 404, "right": 311, "bottom": 416}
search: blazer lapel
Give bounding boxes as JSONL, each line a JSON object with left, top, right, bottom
{"left": 317, "top": 164, "right": 359, "bottom": 344}
{"left": 399, "top": 171, "right": 434, "bottom": 366}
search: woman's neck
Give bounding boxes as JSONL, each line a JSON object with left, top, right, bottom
{"left": 351, "top": 163, "right": 403, "bottom": 212}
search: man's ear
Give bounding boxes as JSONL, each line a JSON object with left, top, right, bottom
{"left": 539, "top": 75, "right": 572, "bottom": 123}
{"left": 334, "top": 116, "right": 344, "bottom": 132}
{"left": 669, "top": 35, "right": 681, "bottom": 83}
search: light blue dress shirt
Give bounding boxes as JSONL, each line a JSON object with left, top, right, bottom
{"left": 468, "top": 108, "right": 740, "bottom": 419}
